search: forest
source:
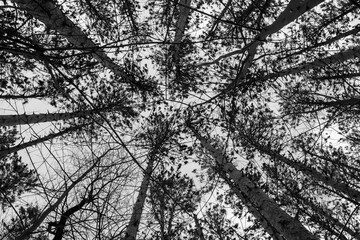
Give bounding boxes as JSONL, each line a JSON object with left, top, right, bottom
{"left": 1, "top": 0, "right": 360, "bottom": 239}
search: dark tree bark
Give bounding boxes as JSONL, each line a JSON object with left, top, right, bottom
{"left": 52, "top": 194, "right": 93, "bottom": 240}
{"left": 0, "top": 111, "right": 93, "bottom": 126}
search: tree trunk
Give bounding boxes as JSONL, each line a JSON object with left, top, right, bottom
{"left": 189, "top": 126, "right": 317, "bottom": 240}
{"left": 297, "top": 192, "right": 360, "bottom": 240}
{"left": 247, "top": 140, "right": 360, "bottom": 203}
{"left": 192, "top": 214, "right": 206, "bottom": 240}
{"left": 0, "top": 110, "right": 95, "bottom": 126}
{"left": 269, "top": 167, "right": 359, "bottom": 240}
{"left": 173, "top": 0, "right": 192, "bottom": 74}
{"left": 0, "top": 93, "right": 47, "bottom": 99}
{"left": 0, "top": 124, "right": 85, "bottom": 157}
{"left": 52, "top": 194, "right": 92, "bottom": 240}
{"left": 219, "top": 0, "right": 325, "bottom": 96}
{"left": 10, "top": 0, "right": 151, "bottom": 91}
{"left": 263, "top": 46, "right": 360, "bottom": 81}
{"left": 259, "top": 0, "right": 325, "bottom": 38}
{"left": 279, "top": 25, "right": 360, "bottom": 61}
{"left": 199, "top": 0, "right": 324, "bottom": 67}
{"left": 220, "top": 174, "right": 285, "bottom": 240}
{"left": 174, "top": 0, "right": 192, "bottom": 44}
{"left": 124, "top": 156, "right": 155, "bottom": 240}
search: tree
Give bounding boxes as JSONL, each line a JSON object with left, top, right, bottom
{"left": 0, "top": 124, "right": 85, "bottom": 157}
{"left": 187, "top": 123, "right": 317, "bottom": 240}
{"left": 10, "top": 0, "right": 155, "bottom": 93}
{"left": 0, "top": 126, "right": 38, "bottom": 210}
{"left": 124, "top": 112, "right": 178, "bottom": 240}
{"left": 1, "top": 204, "right": 49, "bottom": 240}
{"left": 0, "top": 127, "right": 44, "bottom": 239}
{"left": 2, "top": 0, "right": 360, "bottom": 239}
{"left": 145, "top": 168, "right": 200, "bottom": 240}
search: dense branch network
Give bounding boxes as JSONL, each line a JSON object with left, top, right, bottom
{"left": 1, "top": 0, "right": 360, "bottom": 239}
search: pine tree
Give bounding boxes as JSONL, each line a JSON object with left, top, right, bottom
{"left": 0, "top": 127, "right": 38, "bottom": 210}
{"left": 2, "top": 0, "right": 360, "bottom": 239}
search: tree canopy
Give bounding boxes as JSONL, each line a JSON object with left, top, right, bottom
{"left": 1, "top": 0, "right": 360, "bottom": 239}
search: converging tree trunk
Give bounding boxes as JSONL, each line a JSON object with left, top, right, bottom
{"left": 294, "top": 190, "right": 360, "bottom": 240}
{"left": 192, "top": 214, "right": 206, "bottom": 240}
{"left": 211, "top": 0, "right": 325, "bottom": 99}
{"left": 188, "top": 125, "right": 317, "bottom": 240}
{"left": 172, "top": 0, "right": 192, "bottom": 82}
{"left": 199, "top": 0, "right": 324, "bottom": 67}
{"left": 124, "top": 156, "right": 155, "bottom": 240}
{"left": 246, "top": 139, "right": 360, "bottom": 203}
{"left": 0, "top": 107, "right": 112, "bottom": 126}
{"left": 279, "top": 25, "right": 360, "bottom": 61}
{"left": 174, "top": 0, "right": 192, "bottom": 57}
{"left": 10, "top": 0, "right": 152, "bottom": 91}
{"left": 4, "top": 0, "right": 360, "bottom": 239}
{"left": 261, "top": 46, "right": 360, "bottom": 83}
{"left": 123, "top": 113, "right": 175, "bottom": 239}
{"left": 0, "top": 124, "right": 85, "bottom": 157}
{"left": 0, "top": 111, "right": 90, "bottom": 126}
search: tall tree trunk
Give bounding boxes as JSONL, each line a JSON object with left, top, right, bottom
{"left": 220, "top": 174, "right": 285, "bottom": 240}
{"left": 295, "top": 191, "right": 360, "bottom": 240}
{"left": 0, "top": 110, "right": 95, "bottom": 126}
{"left": 199, "top": 0, "right": 325, "bottom": 67}
{"left": 246, "top": 139, "right": 360, "bottom": 203}
{"left": 259, "top": 0, "right": 325, "bottom": 38}
{"left": 124, "top": 156, "right": 155, "bottom": 240}
{"left": 0, "top": 104, "right": 124, "bottom": 126}
{"left": 269, "top": 168, "right": 359, "bottom": 240}
{"left": 174, "top": 0, "right": 192, "bottom": 46}
{"left": 270, "top": 46, "right": 360, "bottom": 79}
{"left": 0, "top": 124, "right": 85, "bottom": 157}
{"left": 233, "top": 0, "right": 325, "bottom": 86}
{"left": 279, "top": 25, "right": 360, "bottom": 61}
{"left": 10, "top": 0, "right": 152, "bottom": 91}
{"left": 192, "top": 214, "right": 206, "bottom": 240}
{"left": 173, "top": 0, "right": 192, "bottom": 78}
{"left": 200, "top": 0, "right": 325, "bottom": 102}
{"left": 0, "top": 93, "right": 47, "bottom": 99}
{"left": 189, "top": 126, "right": 317, "bottom": 240}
